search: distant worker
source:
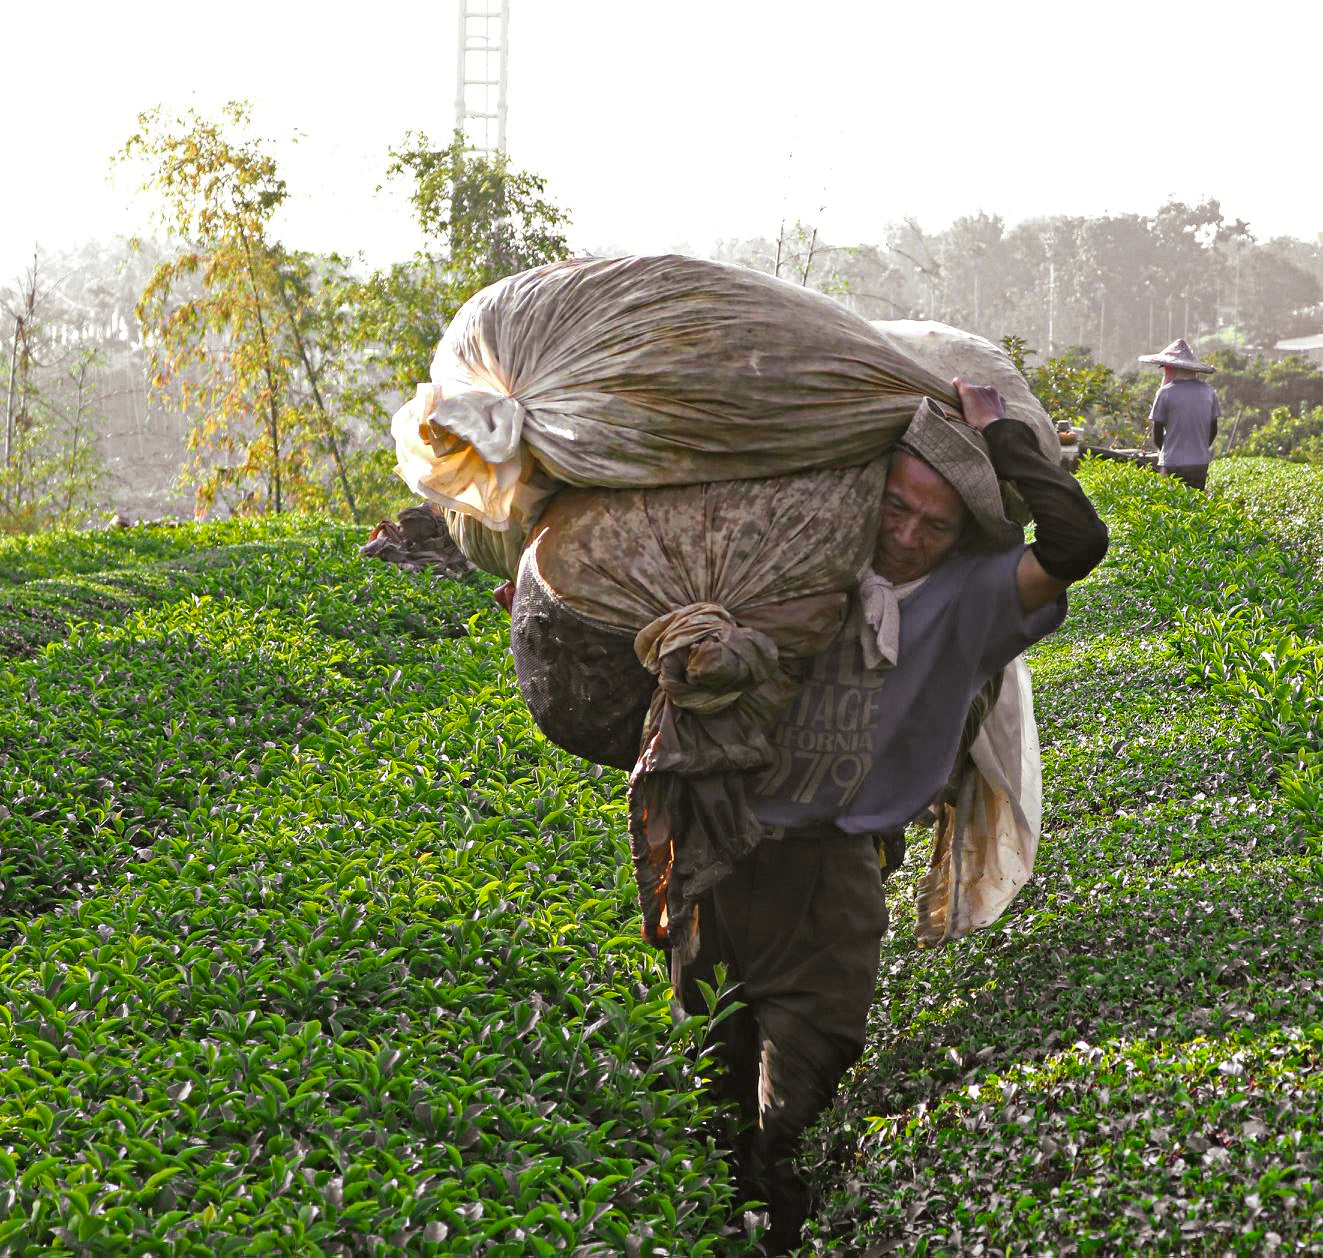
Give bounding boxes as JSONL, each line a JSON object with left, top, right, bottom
{"left": 1139, "top": 338, "right": 1220, "bottom": 489}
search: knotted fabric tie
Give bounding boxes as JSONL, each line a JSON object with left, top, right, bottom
{"left": 857, "top": 567, "right": 930, "bottom": 670}
{"left": 635, "top": 602, "right": 788, "bottom": 720}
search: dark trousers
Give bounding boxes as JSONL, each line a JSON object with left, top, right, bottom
{"left": 673, "top": 833, "right": 887, "bottom": 1252}
{"left": 1162, "top": 463, "right": 1209, "bottom": 490}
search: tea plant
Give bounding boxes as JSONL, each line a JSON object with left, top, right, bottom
{"left": 0, "top": 521, "right": 736, "bottom": 1255}
{"left": 1210, "top": 457, "right": 1323, "bottom": 575}
{"left": 805, "top": 459, "right": 1322, "bottom": 1254}
{"left": 3, "top": 462, "right": 1322, "bottom": 1255}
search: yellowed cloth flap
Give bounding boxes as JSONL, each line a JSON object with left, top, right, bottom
{"left": 392, "top": 384, "right": 560, "bottom": 536}
{"left": 915, "top": 655, "right": 1043, "bottom": 945}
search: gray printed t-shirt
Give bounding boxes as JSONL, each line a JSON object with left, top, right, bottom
{"left": 749, "top": 544, "right": 1066, "bottom": 834}
{"left": 1150, "top": 378, "right": 1220, "bottom": 468}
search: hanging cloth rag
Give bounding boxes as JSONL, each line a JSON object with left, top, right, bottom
{"left": 856, "top": 566, "right": 931, "bottom": 670}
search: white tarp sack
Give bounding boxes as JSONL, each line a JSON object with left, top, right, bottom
{"left": 870, "top": 319, "right": 1060, "bottom": 463}
{"left": 392, "top": 254, "right": 988, "bottom": 533}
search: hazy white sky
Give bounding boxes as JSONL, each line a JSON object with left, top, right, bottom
{"left": 4, "top": 0, "right": 1321, "bottom": 282}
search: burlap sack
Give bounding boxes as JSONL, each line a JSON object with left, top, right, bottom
{"left": 509, "top": 459, "right": 889, "bottom": 961}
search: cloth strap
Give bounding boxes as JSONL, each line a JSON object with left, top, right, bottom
{"left": 856, "top": 568, "right": 930, "bottom": 670}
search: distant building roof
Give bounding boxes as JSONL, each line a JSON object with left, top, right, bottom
{"left": 1275, "top": 333, "right": 1323, "bottom": 351}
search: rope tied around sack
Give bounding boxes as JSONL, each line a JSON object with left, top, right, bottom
{"left": 628, "top": 601, "right": 803, "bottom": 962}
{"left": 634, "top": 601, "right": 790, "bottom": 721}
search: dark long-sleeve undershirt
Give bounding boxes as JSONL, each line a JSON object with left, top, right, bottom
{"left": 982, "top": 418, "right": 1109, "bottom": 583}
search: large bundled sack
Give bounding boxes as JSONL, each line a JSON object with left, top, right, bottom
{"left": 510, "top": 460, "right": 889, "bottom": 960}
{"left": 392, "top": 254, "right": 964, "bottom": 536}
{"left": 388, "top": 257, "right": 1058, "bottom": 957}
{"left": 409, "top": 303, "right": 1057, "bottom": 583}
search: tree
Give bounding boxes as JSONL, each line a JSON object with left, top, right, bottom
{"left": 1236, "top": 244, "right": 1322, "bottom": 350}
{"left": 1000, "top": 334, "right": 1035, "bottom": 375}
{"left": 47, "top": 346, "right": 110, "bottom": 524}
{"left": 2, "top": 253, "right": 54, "bottom": 530}
{"left": 1072, "top": 213, "right": 1162, "bottom": 365}
{"left": 0, "top": 252, "right": 109, "bottom": 532}
{"left": 884, "top": 217, "right": 944, "bottom": 318}
{"left": 998, "top": 215, "right": 1085, "bottom": 359}
{"left": 931, "top": 212, "right": 1010, "bottom": 335}
{"left": 10, "top": 237, "right": 195, "bottom": 524}
{"left": 1199, "top": 349, "right": 1323, "bottom": 453}
{"left": 123, "top": 102, "right": 360, "bottom": 519}
{"left": 712, "top": 218, "right": 855, "bottom": 297}
{"left": 1139, "top": 197, "right": 1226, "bottom": 351}
{"left": 1236, "top": 403, "right": 1323, "bottom": 462}
{"left": 349, "top": 131, "right": 574, "bottom": 396}
{"left": 1005, "top": 338, "right": 1153, "bottom": 449}
{"left": 1029, "top": 345, "right": 1117, "bottom": 424}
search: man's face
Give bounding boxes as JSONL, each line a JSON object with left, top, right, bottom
{"left": 874, "top": 452, "right": 969, "bottom": 583}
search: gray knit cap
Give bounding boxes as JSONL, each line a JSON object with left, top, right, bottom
{"left": 896, "top": 398, "right": 1026, "bottom": 549}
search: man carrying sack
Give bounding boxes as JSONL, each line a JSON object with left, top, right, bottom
{"left": 1139, "top": 337, "right": 1221, "bottom": 490}
{"left": 672, "top": 379, "right": 1110, "bottom": 1254}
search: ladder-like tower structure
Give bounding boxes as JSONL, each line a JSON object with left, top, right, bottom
{"left": 454, "top": 0, "right": 510, "bottom": 156}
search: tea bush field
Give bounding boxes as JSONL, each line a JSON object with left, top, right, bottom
{"left": 1209, "top": 457, "right": 1323, "bottom": 576}
{"left": 0, "top": 522, "right": 730, "bottom": 1255}
{"left": 1, "top": 459, "right": 1320, "bottom": 1255}
{"left": 809, "top": 459, "right": 1323, "bottom": 1255}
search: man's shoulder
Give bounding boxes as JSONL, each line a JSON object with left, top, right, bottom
{"left": 923, "top": 543, "right": 1063, "bottom": 661}
{"left": 929, "top": 543, "right": 1023, "bottom": 595}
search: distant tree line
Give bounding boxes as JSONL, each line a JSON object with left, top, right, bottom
{"left": 0, "top": 103, "right": 571, "bottom": 533}
{"left": 4, "top": 105, "right": 1323, "bottom": 533}
{"left": 716, "top": 205, "right": 1323, "bottom": 460}
{"left": 715, "top": 202, "right": 1323, "bottom": 370}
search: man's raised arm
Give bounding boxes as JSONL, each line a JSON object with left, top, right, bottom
{"left": 953, "top": 378, "right": 1110, "bottom": 613}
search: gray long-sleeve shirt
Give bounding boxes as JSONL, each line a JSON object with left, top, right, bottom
{"left": 1150, "top": 378, "right": 1220, "bottom": 468}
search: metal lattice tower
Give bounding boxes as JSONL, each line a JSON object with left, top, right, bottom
{"left": 455, "top": 0, "right": 509, "bottom": 156}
